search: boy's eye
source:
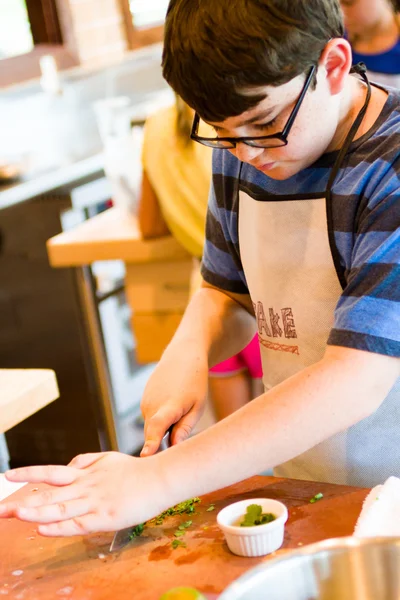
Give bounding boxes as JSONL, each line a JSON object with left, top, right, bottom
{"left": 252, "top": 118, "right": 278, "bottom": 132}
{"left": 211, "top": 117, "right": 278, "bottom": 137}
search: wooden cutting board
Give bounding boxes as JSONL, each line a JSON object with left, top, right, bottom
{"left": 0, "top": 476, "right": 369, "bottom": 599}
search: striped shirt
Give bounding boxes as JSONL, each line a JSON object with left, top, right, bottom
{"left": 202, "top": 87, "right": 400, "bottom": 359}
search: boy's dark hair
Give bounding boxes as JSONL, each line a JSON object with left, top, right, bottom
{"left": 162, "top": 0, "right": 344, "bottom": 122}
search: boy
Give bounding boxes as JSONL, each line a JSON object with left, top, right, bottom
{"left": 1, "top": 0, "right": 399, "bottom": 537}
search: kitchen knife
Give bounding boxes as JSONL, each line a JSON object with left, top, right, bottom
{"left": 109, "top": 428, "right": 172, "bottom": 552}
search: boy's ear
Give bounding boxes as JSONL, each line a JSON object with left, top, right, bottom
{"left": 319, "top": 38, "right": 352, "bottom": 96}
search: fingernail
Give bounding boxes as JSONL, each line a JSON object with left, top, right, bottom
{"left": 141, "top": 445, "right": 150, "bottom": 456}
{"left": 18, "top": 508, "right": 28, "bottom": 517}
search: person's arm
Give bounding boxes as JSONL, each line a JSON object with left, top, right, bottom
{"left": 140, "top": 280, "right": 256, "bottom": 455}
{"left": 159, "top": 345, "right": 399, "bottom": 499}
{"left": 137, "top": 170, "right": 170, "bottom": 239}
{"left": 1, "top": 345, "right": 398, "bottom": 537}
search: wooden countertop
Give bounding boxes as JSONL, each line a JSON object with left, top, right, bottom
{"left": 0, "top": 475, "right": 369, "bottom": 599}
{"left": 0, "top": 369, "right": 59, "bottom": 433}
{"left": 47, "top": 207, "right": 190, "bottom": 267}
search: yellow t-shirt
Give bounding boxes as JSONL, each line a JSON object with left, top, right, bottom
{"left": 142, "top": 104, "right": 212, "bottom": 258}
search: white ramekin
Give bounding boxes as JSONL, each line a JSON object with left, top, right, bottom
{"left": 217, "top": 498, "right": 288, "bottom": 557}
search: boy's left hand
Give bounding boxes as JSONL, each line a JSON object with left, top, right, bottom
{"left": 0, "top": 452, "right": 167, "bottom": 537}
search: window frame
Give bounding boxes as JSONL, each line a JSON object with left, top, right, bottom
{"left": 0, "top": 0, "right": 165, "bottom": 88}
{"left": 118, "top": 0, "right": 164, "bottom": 50}
{"left": 0, "top": 0, "right": 78, "bottom": 88}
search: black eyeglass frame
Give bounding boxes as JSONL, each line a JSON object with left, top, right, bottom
{"left": 190, "top": 65, "right": 317, "bottom": 149}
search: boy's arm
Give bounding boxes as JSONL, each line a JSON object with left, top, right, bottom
{"left": 140, "top": 281, "right": 256, "bottom": 456}
{"left": 161, "top": 345, "right": 399, "bottom": 498}
{"left": 2, "top": 344, "right": 398, "bottom": 537}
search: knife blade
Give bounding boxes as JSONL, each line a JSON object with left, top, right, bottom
{"left": 109, "top": 526, "right": 138, "bottom": 552}
{"left": 109, "top": 428, "right": 173, "bottom": 552}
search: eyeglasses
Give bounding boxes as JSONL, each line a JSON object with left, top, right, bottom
{"left": 190, "top": 65, "right": 316, "bottom": 150}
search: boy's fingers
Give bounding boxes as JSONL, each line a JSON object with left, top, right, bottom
{"left": 38, "top": 513, "right": 108, "bottom": 537}
{"left": 0, "top": 484, "right": 83, "bottom": 519}
{"left": 6, "top": 465, "right": 78, "bottom": 486}
{"left": 142, "top": 406, "right": 179, "bottom": 456}
{"left": 10, "top": 486, "right": 80, "bottom": 510}
{"left": 171, "top": 406, "right": 204, "bottom": 445}
{"left": 140, "top": 440, "right": 159, "bottom": 457}
{"left": 0, "top": 503, "right": 18, "bottom": 518}
{"left": 68, "top": 453, "right": 107, "bottom": 469}
{"left": 16, "top": 499, "right": 91, "bottom": 524}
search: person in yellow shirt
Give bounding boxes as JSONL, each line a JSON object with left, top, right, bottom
{"left": 138, "top": 97, "right": 263, "bottom": 420}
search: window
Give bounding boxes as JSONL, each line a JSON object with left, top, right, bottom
{"left": 0, "top": 0, "right": 77, "bottom": 87}
{"left": 0, "top": 0, "right": 34, "bottom": 59}
{"left": 130, "top": 0, "right": 169, "bottom": 28}
{"left": 119, "top": 0, "right": 165, "bottom": 50}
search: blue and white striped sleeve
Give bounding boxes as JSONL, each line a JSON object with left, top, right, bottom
{"left": 201, "top": 151, "right": 249, "bottom": 294}
{"left": 329, "top": 165, "right": 400, "bottom": 357}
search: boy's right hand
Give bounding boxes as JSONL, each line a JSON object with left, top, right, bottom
{"left": 140, "top": 346, "right": 209, "bottom": 456}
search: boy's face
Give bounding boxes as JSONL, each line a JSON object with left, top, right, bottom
{"left": 207, "top": 68, "right": 342, "bottom": 181}
{"left": 341, "top": 0, "right": 391, "bottom": 37}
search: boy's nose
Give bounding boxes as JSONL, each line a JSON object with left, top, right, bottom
{"left": 233, "top": 142, "right": 265, "bottom": 164}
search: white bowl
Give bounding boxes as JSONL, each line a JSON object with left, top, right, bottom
{"left": 217, "top": 498, "right": 288, "bottom": 557}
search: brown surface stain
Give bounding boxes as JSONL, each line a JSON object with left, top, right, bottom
{"left": 174, "top": 549, "right": 204, "bottom": 566}
{"left": 193, "top": 527, "right": 221, "bottom": 540}
{"left": 202, "top": 584, "right": 219, "bottom": 594}
{"left": 148, "top": 543, "right": 173, "bottom": 562}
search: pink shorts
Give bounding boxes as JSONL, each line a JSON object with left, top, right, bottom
{"left": 209, "top": 334, "right": 263, "bottom": 379}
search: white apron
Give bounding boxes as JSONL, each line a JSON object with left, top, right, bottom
{"left": 238, "top": 68, "right": 400, "bottom": 485}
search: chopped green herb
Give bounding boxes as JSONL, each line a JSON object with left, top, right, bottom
{"left": 309, "top": 493, "right": 324, "bottom": 504}
{"left": 178, "top": 520, "right": 193, "bottom": 530}
{"left": 174, "top": 530, "right": 185, "bottom": 537}
{"left": 206, "top": 504, "right": 215, "bottom": 512}
{"left": 128, "top": 523, "right": 145, "bottom": 540}
{"left": 151, "top": 498, "right": 201, "bottom": 526}
{"left": 239, "top": 504, "right": 276, "bottom": 527}
{"left": 172, "top": 539, "right": 187, "bottom": 550}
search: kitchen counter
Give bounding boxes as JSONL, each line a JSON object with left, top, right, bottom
{"left": 0, "top": 154, "right": 104, "bottom": 212}
{"left": 0, "top": 475, "right": 368, "bottom": 599}
{"left": 0, "top": 369, "right": 59, "bottom": 434}
{"left": 47, "top": 207, "right": 193, "bottom": 363}
{"left": 47, "top": 207, "right": 190, "bottom": 266}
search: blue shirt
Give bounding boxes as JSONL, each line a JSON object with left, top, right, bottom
{"left": 352, "top": 39, "right": 400, "bottom": 75}
{"left": 202, "top": 87, "right": 400, "bottom": 359}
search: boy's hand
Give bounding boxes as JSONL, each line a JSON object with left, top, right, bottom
{"left": 0, "top": 452, "right": 166, "bottom": 536}
{"left": 140, "top": 347, "right": 209, "bottom": 457}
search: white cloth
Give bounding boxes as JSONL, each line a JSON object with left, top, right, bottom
{"left": 0, "top": 474, "right": 26, "bottom": 502}
{"left": 354, "top": 477, "right": 400, "bottom": 537}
